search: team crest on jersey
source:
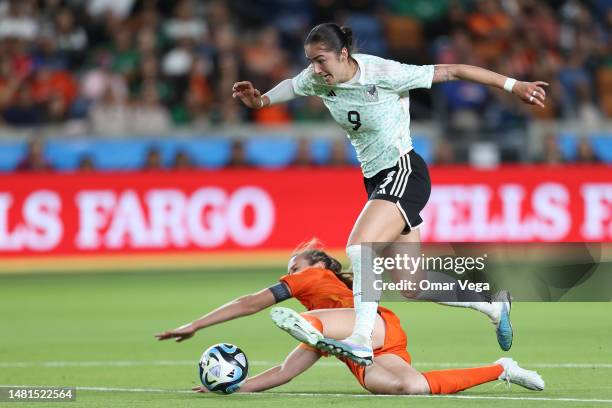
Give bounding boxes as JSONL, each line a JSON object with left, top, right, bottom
{"left": 364, "top": 84, "right": 378, "bottom": 102}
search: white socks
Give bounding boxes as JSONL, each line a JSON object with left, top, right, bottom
{"left": 347, "top": 244, "right": 378, "bottom": 346}
{"left": 436, "top": 302, "right": 499, "bottom": 324}
{"left": 414, "top": 270, "right": 500, "bottom": 324}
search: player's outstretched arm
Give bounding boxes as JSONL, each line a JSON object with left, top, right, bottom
{"left": 232, "top": 79, "right": 298, "bottom": 109}
{"left": 432, "top": 64, "right": 548, "bottom": 108}
{"left": 238, "top": 347, "right": 321, "bottom": 393}
{"left": 232, "top": 81, "right": 264, "bottom": 109}
{"left": 154, "top": 287, "right": 277, "bottom": 342}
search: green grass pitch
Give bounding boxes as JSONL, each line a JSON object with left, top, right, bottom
{"left": 1, "top": 267, "right": 611, "bottom": 407}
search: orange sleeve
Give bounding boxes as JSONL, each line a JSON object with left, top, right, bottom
{"left": 279, "top": 268, "right": 321, "bottom": 298}
{"left": 279, "top": 271, "right": 306, "bottom": 298}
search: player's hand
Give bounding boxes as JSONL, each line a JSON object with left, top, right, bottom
{"left": 232, "top": 81, "right": 263, "bottom": 109}
{"left": 512, "top": 81, "right": 549, "bottom": 108}
{"left": 154, "top": 323, "right": 195, "bottom": 342}
{"left": 192, "top": 385, "right": 209, "bottom": 393}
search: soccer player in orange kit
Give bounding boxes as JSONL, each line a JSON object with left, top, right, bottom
{"left": 156, "top": 241, "right": 543, "bottom": 394}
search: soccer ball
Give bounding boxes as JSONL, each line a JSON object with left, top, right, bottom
{"left": 199, "top": 343, "right": 248, "bottom": 394}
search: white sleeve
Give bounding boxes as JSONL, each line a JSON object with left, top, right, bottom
{"left": 385, "top": 62, "right": 434, "bottom": 93}
{"left": 263, "top": 79, "right": 298, "bottom": 105}
{"left": 290, "top": 65, "right": 317, "bottom": 96}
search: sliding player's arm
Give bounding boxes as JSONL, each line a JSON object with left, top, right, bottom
{"left": 155, "top": 282, "right": 293, "bottom": 342}
{"left": 432, "top": 64, "right": 548, "bottom": 107}
{"left": 240, "top": 346, "right": 321, "bottom": 392}
{"left": 192, "top": 347, "right": 320, "bottom": 394}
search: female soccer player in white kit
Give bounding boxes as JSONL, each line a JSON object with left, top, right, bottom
{"left": 233, "top": 23, "right": 548, "bottom": 366}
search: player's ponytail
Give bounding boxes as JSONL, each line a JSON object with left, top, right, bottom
{"left": 292, "top": 238, "right": 353, "bottom": 289}
{"left": 305, "top": 23, "right": 355, "bottom": 57}
{"left": 340, "top": 26, "right": 353, "bottom": 49}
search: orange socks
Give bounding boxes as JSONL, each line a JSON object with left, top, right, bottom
{"left": 423, "top": 365, "right": 504, "bottom": 394}
{"left": 297, "top": 314, "right": 325, "bottom": 353}
{"left": 301, "top": 313, "right": 324, "bottom": 332}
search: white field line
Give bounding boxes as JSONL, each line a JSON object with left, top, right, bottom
{"left": 1, "top": 384, "right": 612, "bottom": 404}
{"left": 1, "top": 360, "right": 612, "bottom": 369}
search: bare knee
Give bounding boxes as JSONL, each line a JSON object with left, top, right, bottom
{"left": 390, "top": 379, "right": 429, "bottom": 395}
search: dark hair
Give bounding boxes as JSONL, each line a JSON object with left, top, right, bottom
{"left": 292, "top": 238, "right": 353, "bottom": 289}
{"left": 305, "top": 23, "right": 354, "bottom": 56}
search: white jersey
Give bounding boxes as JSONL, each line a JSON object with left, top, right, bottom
{"left": 291, "top": 53, "right": 434, "bottom": 178}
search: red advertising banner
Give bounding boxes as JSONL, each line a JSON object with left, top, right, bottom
{"left": 0, "top": 166, "right": 611, "bottom": 257}
{"left": 423, "top": 165, "right": 612, "bottom": 243}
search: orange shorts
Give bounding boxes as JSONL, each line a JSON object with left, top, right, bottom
{"left": 343, "top": 306, "right": 411, "bottom": 388}
{"left": 300, "top": 306, "right": 411, "bottom": 389}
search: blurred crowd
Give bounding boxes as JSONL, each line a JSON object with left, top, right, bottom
{"left": 1, "top": 0, "right": 610, "bottom": 170}
{"left": 0, "top": 0, "right": 610, "bottom": 130}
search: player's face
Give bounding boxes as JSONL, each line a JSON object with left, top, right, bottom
{"left": 304, "top": 42, "right": 346, "bottom": 85}
{"left": 287, "top": 255, "right": 312, "bottom": 274}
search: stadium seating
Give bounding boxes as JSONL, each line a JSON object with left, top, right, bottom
{"left": 558, "top": 133, "right": 578, "bottom": 161}
{"left": 168, "top": 138, "right": 231, "bottom": 168}
{"left": 558, "top": 133, "right": 612, "bottom": 162}
{"left": 1, "top": 132, "right": 609, "bottom": 172}
{"left": 0, "top": 141, "right": 26, "bottom": 171}
{"left": 591, "top": 134, "right": 612, "bottom": 163}
{"left": 413, "top": 136, "right": 433, "bottom": 164}
{"left": 244, "top": 137, "right": 297, "bottom": 168}
{"left": 46, "top": 139, "right": 95, "bottom": 170}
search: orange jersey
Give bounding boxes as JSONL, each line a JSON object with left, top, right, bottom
{"left": 279, "top": 267, "right": 354, "bottom": 310}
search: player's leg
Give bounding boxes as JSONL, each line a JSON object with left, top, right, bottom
{"left": 318, "top": 199, "right": 405, "bottom": 364}
{"left": 319, "top": 152, "right": 428, "bottom": 365}
{"left": 433, "top": 291, "right": 513, "bottom": 351}
{"left": 393, "top": 230, "right": 514, "bottom": 351}
{"left": 271, "top": 307, "right": 386, "bottom": 350}
{"left": 306, "top": 308, "right": 387, "bottom": 350}
{"left": 363, "top": 354, "right": 430, "bottom": 395}
{"left": 365, "top": 355, "right": 544, "bottom": 395}
{"left": 364, "top": 353, "right": 503, "bottom": 395}
{"left": 271, "top": 307, "right": 543, "bottom": 392}
{"left": 423, "top": 358, "right": 544, "bottom": 393}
